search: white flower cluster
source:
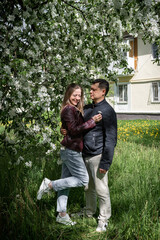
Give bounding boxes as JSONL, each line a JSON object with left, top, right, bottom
{"left": 25, "top": 161, "right": 32, "bottom": 167}
{"left": 7, "top": 15, "right": 15, "bottom": 21}
{"left": 15, "top": 156, "right": 24, "bottom": 165}
{"left": 144, "top": 0, "right": 152, "bottom": 6}
{"left": 33, "top": 125, "right": 41, "bottom": 132}
{"left": 142, "top": 13, "right": 160, "bottom": 41}
{"left": 46, "top": 143, "right": 56, "bottom": 155}
{"left": 1, "top": 0, "right": 160, "bottom": 155}
{"left": 37, "top": 86, "right": 51, "bottom": 111}
{"left": 14, "top": 156, "right": 32, "bottom": 168}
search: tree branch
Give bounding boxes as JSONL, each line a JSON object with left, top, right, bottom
{"left": 61, "top": 0, "right": 89, "bottom": 26}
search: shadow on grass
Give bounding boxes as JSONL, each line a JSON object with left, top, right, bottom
{"left": 1, "top": 197, "right": 106, "bottom": 240}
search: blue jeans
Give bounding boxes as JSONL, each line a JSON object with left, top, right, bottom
{"left": 51, "top": 148, "right": 89, "bottom": 212}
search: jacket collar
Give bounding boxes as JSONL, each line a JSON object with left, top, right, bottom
{"left": 92, "top": 98, "right": 106, "bottom": 107}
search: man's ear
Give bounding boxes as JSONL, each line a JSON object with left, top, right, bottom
{"left": 102, "top": 89, "right": 106, "bottom": 96}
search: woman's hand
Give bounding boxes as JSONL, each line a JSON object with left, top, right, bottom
{"left": 61, "top": 128, "right": 67, "bottom": 136}
{"left": 99, "top": 168, "right": 107, "bottom": 174}
{"left": 92, "top": 113, "right": 102, "bottom": 123}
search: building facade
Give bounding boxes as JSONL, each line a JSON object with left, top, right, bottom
{"left": 110, "top": 35, "right": 160, "bottom": 120}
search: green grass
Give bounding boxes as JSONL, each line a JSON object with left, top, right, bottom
{"left": 0, "top": 120, "right": 160, "bottom": 240}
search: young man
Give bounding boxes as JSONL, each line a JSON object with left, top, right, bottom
{"left": 82, "top": 79, "right": 117, "bottom": 232}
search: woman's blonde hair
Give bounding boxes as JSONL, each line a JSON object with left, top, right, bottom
{"left": 61, "top": 83, "right": 84, "bottom": 114}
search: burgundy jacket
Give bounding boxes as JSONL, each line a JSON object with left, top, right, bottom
{"left": 61, "top": 105, "right": 96, "bottom": 152}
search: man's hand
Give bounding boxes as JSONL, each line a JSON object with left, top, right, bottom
{"left": 61, "top": 128, "right": 67, "bottom": 136}
{"left": 99, "top": 168, "right": 107, "bottom": 174}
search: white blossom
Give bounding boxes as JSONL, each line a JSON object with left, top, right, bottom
{"left": 51, "top": 6, "right": 57, "bottom": 18}
{"left": 15, "top": 156, "right": 24, "bottom": 165}
{"left": 57, "top": 159, "right": 62, "bottom": 165}
{"left": 144, "top": 0, "right": 152, "bottom": 6}
{"left": 5, "top": 48, "right": 10, "bottom": 55}
{"left": 21, "top": 60, "right": 28, "bottom": 67}
{"left": 50, "top": 142, "right": 56, "bottom": 150}
{"left": 33, "top": 125, "right": 40, "bottom": 132}
{"left": 16, "top": 107, "right": 25, "bottom": 113}
{"left": 45, "top": 127, "right": 52, "bottom": 135}
{"left": 25, "top": 161, "right": 32, "bottom": 167}
{"left": 46, "top": 142, "right": 56, "bottom": 155}
{"left": 56, "top": 54, "right": 62, "bottom": 60}
{"left": 4, "top": 65, "right": 11, "bottom": 74}
{"left": 149, "top": 18, "right": 160, "bottom": 36}
{"left": 1, "top": 0, "right": 160, "bottom": 154}
{"left": 46, "top": 149, "right": 52, "bottom": 155}
{"left": 7, "top": 15, "right": 15, "bottom": 21}
{"left": 9, "top": 108, "right": 17, "bottom": 117}
{"left": 42, "top": 133, "right": 51, "bottom": 143}
{"left": 0, "top": 91, "right": 3, "bottom": 98}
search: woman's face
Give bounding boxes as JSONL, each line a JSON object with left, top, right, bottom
{"left": 69, "top": 88, "right": 81, "bottom": 106}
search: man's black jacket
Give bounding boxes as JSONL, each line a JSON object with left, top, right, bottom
{"left": 83, "top": 99, "right": 117, "bottom": 171}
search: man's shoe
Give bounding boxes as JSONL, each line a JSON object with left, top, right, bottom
{"left": 96, "top": 220, "right": 108, "bottom": 232}
{"left": 37, "top": 178, "right": 51, "bottom": 200}
{"left": 56, "top": 213, "right": 76, "bottom": 226}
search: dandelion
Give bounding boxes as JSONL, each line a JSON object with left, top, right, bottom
{"left": 117, "top": 120, "right": 160, "bottom": 141}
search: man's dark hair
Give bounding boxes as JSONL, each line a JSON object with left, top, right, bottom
{"left": 92, "top": 79, "right": 109, "bottom": 96}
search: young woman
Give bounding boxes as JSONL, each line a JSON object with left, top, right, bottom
{"left": 37, "top": 83, "right": 102, "bottom": 225}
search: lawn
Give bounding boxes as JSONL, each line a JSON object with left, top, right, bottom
{"left": 0, "top": 120, "right": 160, "bottom": 240}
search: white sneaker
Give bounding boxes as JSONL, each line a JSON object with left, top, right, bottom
{"left": 37, "top": 178, "right": 51, "bottom": 200}
{"left": 96, "top": 220, "right": 108, "bottom": 232}
{"left": 56, "top": 213, "right": 76, "bottom": 226}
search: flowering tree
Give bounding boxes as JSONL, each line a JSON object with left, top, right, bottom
{"left": 0, "top": 0, "right": 159, "bottom": 160}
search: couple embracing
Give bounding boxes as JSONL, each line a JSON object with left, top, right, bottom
{"left": 37, "top": 79, "right": 117, "bottom": 232}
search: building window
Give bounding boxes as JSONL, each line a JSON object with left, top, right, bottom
{"left": 123, "top": 39, "right": 134, "bottom": 70}
{"left": 129, "top": 39, "right": 134, "bottom": 58}
{"left": 152, "top": 43, "right": 159, "bottom": 59}
{"left": 152, "top": 82, "right": 160, "bottom": 102}
{"left": 118, "top": 84, "right": 128, "bottom": 102}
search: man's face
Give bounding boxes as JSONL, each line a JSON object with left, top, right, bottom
{"left": 90, "top": 83, "right": 105, "bottom": 103}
